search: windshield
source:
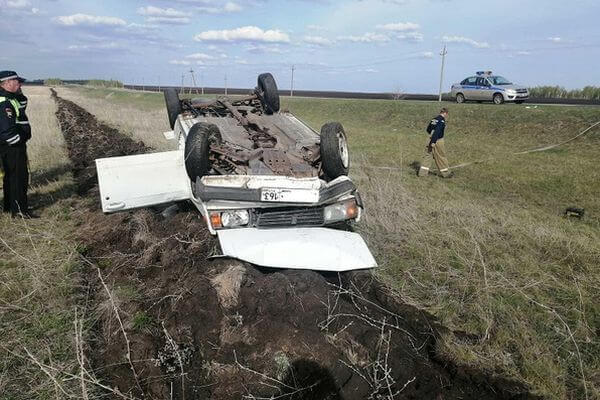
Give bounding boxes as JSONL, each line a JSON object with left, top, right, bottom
{"left": 488, "top": 76, "right": 512, "bottom": 85}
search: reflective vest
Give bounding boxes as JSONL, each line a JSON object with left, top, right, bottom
{"left": 0, "top": 96, "right": 20, "bottom": 119}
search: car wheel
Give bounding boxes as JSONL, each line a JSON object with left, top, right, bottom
{"left": 493, "top": 93, "right": 504, "bottom": 105}
{"left": 184, "top": 122, "right": 219, "bottom": 181}
{"left": 455, "top": 93, "right": 465, "bottom": 104}
{"left": 257, "top": 73, "right": 280, "bottom": 114}
{"left": 515, "top": 100, "right": 524, "bottom": 104}
{"left": 164, "top": 88, "right": 182, "bottom": 129}
{"left": 320, "top": 122, "right": 349, "bottom": 180}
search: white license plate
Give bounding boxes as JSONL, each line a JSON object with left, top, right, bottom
{"left": 260, "top": 188, "right": 318, "bottom": 203}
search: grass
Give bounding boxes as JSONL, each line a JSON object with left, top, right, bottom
{"left": 529, "top": 86, "right": 600, "bottom": 100}
{"left": 0, "top": 87, "right": 88, "bottom": 399}
{"left": 31, "top": 85, "right": 600, "bottom": 399}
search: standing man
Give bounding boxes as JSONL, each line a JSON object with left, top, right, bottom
{"left": 0, "top": 70, "right": 35, "bottom": 217}
{"left": 418, "top": 107, "right": 453, "bottom": 178}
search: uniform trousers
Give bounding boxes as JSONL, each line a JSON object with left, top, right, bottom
{"left": 0, "top": 145, "right": 28, "bottom": 215}
{"left": 419, "top": 138, "right": 451, "bottom": 177}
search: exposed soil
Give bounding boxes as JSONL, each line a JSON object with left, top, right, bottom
{"left": 52, "top": 90, "right": 541, "bottom": 400}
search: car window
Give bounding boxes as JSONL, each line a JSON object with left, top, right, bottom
{"left": 476, "top": 77, "right": 490, "bottom": 86}
{"left": 465, "top": 77, "right": 477, "bottom": 85}
{"left": 488, "top": 76, "right": 512, "bottom": 85}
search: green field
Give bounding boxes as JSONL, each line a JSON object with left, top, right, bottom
{"left": 283, "top": 96, "right": 600, "bottom": 399}
{"left": 3, "top": 85, "right": 599, "bottom": 399}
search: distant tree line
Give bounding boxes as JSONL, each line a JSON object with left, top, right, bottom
{"left": 44, "top": 78, "right": 63, "bottom": 85}
{"left": 42, "top": 79, "right": 124, "bottom": 88}
{"left": 528, "top": 86, "right": 600, "bottom": 100}
{"left": 85, "top": 79, "right": 124, "bottom": 88}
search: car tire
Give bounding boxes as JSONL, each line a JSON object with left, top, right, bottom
{"left": 257, "top": 73, "right": 280, "bottom": 114}
{"left": 164, "top": 88, "right": 182, "bottom": 129}
{"left": 493, "top": 93, "right": 504, "bottom": 105}
{"left": 320, "top": 122, "right": 349, "bottom": 179}
{"left": 184, "top": 122, "right": 218, "bottom": 181}
{"left": 515, "top": 100, "right": 524, "bottom": 104}
{"left": 456, "top": 93, "right": 465, "bottom": 104}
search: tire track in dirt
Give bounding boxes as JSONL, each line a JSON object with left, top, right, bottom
{"left": 52, "top": 90, "right": 541, "bottom": 400}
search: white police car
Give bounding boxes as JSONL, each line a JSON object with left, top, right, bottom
{"left": 451, "top": 71, "right": 529, "bottom": 104}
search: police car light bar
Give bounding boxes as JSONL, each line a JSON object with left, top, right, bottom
{"left": 476, "top": 71, "right": 493, "bottom": 76}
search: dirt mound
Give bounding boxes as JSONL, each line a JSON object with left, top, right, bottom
{"left": 52, "top": 89, "right": 150, "bottom": 194}
{"left": 53, "top": 93, "right": 540, "bottom": 400}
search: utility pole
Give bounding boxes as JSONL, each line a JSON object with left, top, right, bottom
{"left": 438, "top": 44, "right": 447, "bottom": 102}
{"left": 224, "top": 74, "right": 228, "bottom": 96}
{"left": 290, "top": 65, "right": 295, "bottom": 97}
{"left": 180, "top": 73, "right": 185, "bottom": 94}
{"left": 189, "top": 68, "right": 199, "bottom": 95}
{"left": 201, "top": 71, "right": 204, "bottom": 95}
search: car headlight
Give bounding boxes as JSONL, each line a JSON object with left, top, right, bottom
{"left": 324, "top": 199, "right": 359, "bottom": 223}
{"left": 210, "top": 210, "right": 249, "bottom": 229}
{"left": 506, "top": 89, "right": 516, "bottom": 94}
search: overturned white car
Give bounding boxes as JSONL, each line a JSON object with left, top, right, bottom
{"left": 95, "top": 73, "right": 377, "bottom": 271}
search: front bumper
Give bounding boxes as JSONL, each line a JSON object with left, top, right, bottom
{"left": 504, "top": 93, "right": 529, "bottom": 101}
{"left": 194, "top": 175, "right": 357, "bottom": 206}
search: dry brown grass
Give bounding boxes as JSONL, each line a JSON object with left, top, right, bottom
{"left": 210, "top": 264, "right": 247, "bottom": 309}
{"left": 17, "top": 85, "right": 599, "bottom": 399}
{"left": 53, "top": 86, "right": 172, "bottom": 151}
{"left": 0, "top": 86, "right": 91, "bottom": 399}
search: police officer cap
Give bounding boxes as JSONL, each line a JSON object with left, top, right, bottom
{"left": 0, "top": 70, "right": 26, "bottom": 83}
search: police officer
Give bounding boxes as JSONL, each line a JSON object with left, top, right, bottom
{"left": 0, "top": 70, "right": 35, "bottom": 217}
{"left": 418, "top": 107, "right": 453, "bottom": 178}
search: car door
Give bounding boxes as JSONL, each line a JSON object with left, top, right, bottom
{"left": 95, "top": 150, "right": 192, "bottom": 213}
{"left": 476, "top": 77, "right": 493, "bottom": 101}
{"left": 461, "top": 77, "right": 477, "bottom": 100}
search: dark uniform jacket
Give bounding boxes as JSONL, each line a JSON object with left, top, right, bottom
{"left": 426, "top": 115, "right": 446, "bottom": 145}
{"left": 0, "top": 88, "right": 29, "bottom": 146}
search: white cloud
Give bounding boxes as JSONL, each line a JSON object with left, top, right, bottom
{"left": 195, "top": 1, "right": 243, "bottom": 14}
{"left": 307, "top": 24, "right": 328, "bottom": 31}
{"left": 2, "top": 0, "right": 39, "bottom": 15}
{"left": 5, "top": 0, "right": 28, "bottom": 8}
{"left": 137, "top": 6, "right": 190, "bottom": 24}
{"left": 194, "top": 26, "right": 290, "bottom": 43}
{"left": 303, "top": 36, "right": 334, "bottom": 46}
{"left": 146, "top": 16, "right": 190, "bottom": 24}
{"left": 67, "top": 42, "right": 123, "bottom": 51}
{"left": 377, "top": 22, "right": 420, "bottom": 31}
{"left": 420, "top": 51, "right": 434, "bottom": 58}
{"left": 517, "top": 50, "right": 531, "bottom": 55}
{"left": 548, "top": 37, "right": 562, "bottom": 43}
{"left": 396, "top": 31, "right": 423, "bottom": 42}
{"left": 338, "top": 32, "right": 390, "bottom": 43}
{"left": 169, "top": 60, "right": 191, "bottom": 65}
{"left": 55, "top": 13, "right": 127, "bottom": 27}
{"left": 186, "top": 52, "right": 217, "bottom": 60}
{"left": 137, "top": 6, "right": 186, "bottom": 17}
{"left": 245, "top": 44, "right": 287, "bottom": 54}
{"left": 442, "top": 35, "right": 490, "bottom": 48}
{"left": 224, "top": 2, "right": 242, "bottom": 12}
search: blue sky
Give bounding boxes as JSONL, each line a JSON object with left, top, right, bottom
{"left": 2, "top": 0, "right": 599, "bottom": 93}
